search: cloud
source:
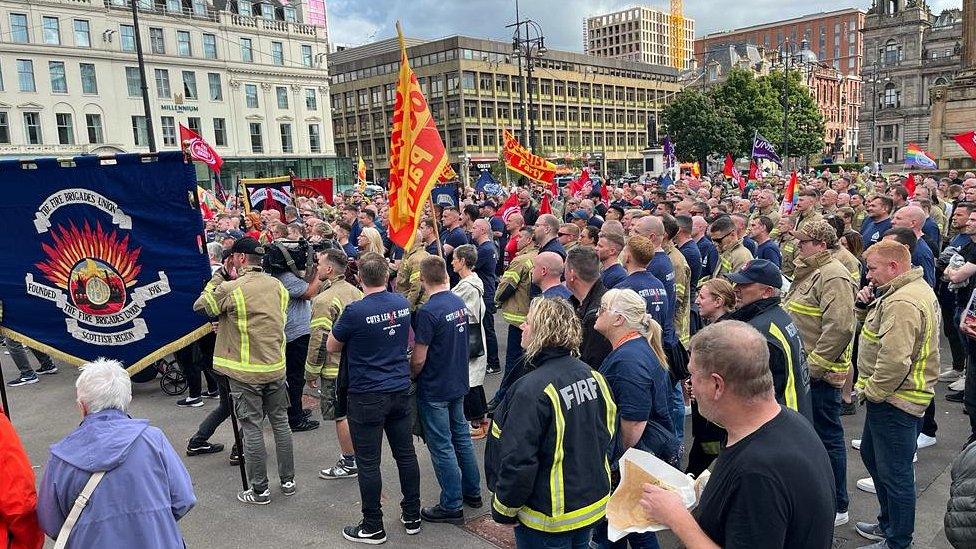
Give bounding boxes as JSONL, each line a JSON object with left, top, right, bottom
{"left": 327, "top": 0, "right": 965, "bottom": 52}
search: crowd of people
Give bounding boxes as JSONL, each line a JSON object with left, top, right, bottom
{"left": 5, "top": 166, "right": 976, "bottom": 548}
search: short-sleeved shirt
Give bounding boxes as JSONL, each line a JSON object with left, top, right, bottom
{"left": 601, "top": 263, "right": 628, "bottom": 289}
{"left": 697, "top": 237, "right": 720, "bottom": 278}
{"left": 542, "top": 284, "right": 573, "bottom": 300}
{"left": 599, "top": 338, "right": 676, "bottom": 463}
{"left": 615, "top": 271, "right": 670, "bottom": 338}
{"left": 755, "top": 239, "right": 783, "bottom": 268}
{"left": 693, "top": 407, "right": 835, "bottom": 549}
{"left": 413, "top": 291, "right": 470, "bottom": 402}
{"left": 645, "top": 252, "right": 677, "bottom": 347}
{"left": 679, "top": 240, "right": 703, "bottom": 293}
{"left": 442, "top": 226, "right": 470, "bottom": 285}
{"left": 475, "top": 240, "right": 499, "bottom": 302}
{"left": 331, "top": 291, "right": 411, "bottom": 394}
{"left": 860, "top": 217, "right": 892, "bottom": 249}
{"left": 276, "top": 272, "right": 311, "bottom": 342}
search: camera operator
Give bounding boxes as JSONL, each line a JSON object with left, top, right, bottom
{"left": 266, "top": 238, "right": 322, "bottom": 433}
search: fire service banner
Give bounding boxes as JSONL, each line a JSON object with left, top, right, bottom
{"left": 0, "top": 152, "right": 213, "bottom": 374}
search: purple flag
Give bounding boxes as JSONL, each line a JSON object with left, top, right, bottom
{"left": 751, "top": 132, "right": 782, "bottom": 166}
{"left": 663, "top": 135, "right": 676, "bottom": 169}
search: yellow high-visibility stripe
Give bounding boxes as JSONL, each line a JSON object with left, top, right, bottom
{"left": 213, "top": 355, "right": 284, "bottom": 372}
{"left": 492, "top": 495, "right": 520, "bottom": 517}
{"left": 809, "top": 352, "right": 849, "bottom": 372}
{"left": 203, "top": 292, "right": 219, "bottom": 316}
{"left": 768, "top": 323, "right": 798, "bottom": 411}
{"left": 502, "top": 271, "right": 521, "bottom": 284}
{"left": 591, "top": 371, "right": 617, "bottom": 438}
{"left": 491, "top": 421, "right": 502, "bottom": 438}
{"left": 543, "top": 384, "right": 566, "bottom": 517}
{"left": 322, "top": 366, "right": 339, "bottom": 377}
{"left": 861, "top": 326, "right": 880, "bottom": 343}
{"left": 911, "top": 309, "right": 933, "bottom": 393}
{"left": 786, "top": 300, "right": 823, "bottom": 317}
{"left": 310, "top": 317, "right": 333, "bottom": 330}
{"left": 516, "top": 494, "right": 610, "bottom": 533}
{"left": 232, "top": 288, "right": 250, "bottom": 365}
{"left": 502, "top": 312, "right": 527, "bottom": 324}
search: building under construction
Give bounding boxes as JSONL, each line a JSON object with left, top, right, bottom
{"left": 584, "top": 4, "right": 695, "bottom": 71}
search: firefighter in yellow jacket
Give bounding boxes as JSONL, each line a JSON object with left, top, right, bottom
{"left": 304, "top": 248, "right": 363, "bottom": 480}
{"left": 784, "top": 220, "right": 856, "bottom": 525}
{"left": 192, "top": 236, "right": 294, "bottom": 505}
{"left": 490, "top": 226, "right": 537, "bottom": 406}
{"left": 707, "top": 215, "right": 753, "bottom": 279}
{"left": 663, "top": 216, "right": 691, "bottom": 347}
{"left": 395, "top": 239, "right": 429, "bottom": 310}
{"left": 853, "top": 240, "right": 940, "bottom": 547}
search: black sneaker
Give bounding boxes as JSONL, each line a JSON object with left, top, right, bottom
{"left": 855, "top": 522, "right": 885, "bottom": 541}
{"left": 202, "top": 389, "right": 220, "bottom": 399}
{"left": 486, "top": 365, "right": 501, "bottom": 374}
{"left": 35, "top": 364, "right": 58, "bottom": 375}
{"left": 302, "top": 408, "right": 312, "bottom": 418}
{"left": 176, "top": 397, "right": 204, "bottom": 407}
{"left": 280, "top": 480, "right": 296, "bottom": 496}
{"left": 319, "top": 457, "right": 358, "bottom": 479}
{"left": 290, "top": 418, "right": 320, "bottom": 432}
{"left": 463, "top": 495, "right": 483, "bottom": 508}
{"left": 7, "top": 374, "right": 38, "bottom": 387}
{"left": 187, "top": 441, "right": 225, "bottom": 456}
{"left": 421, "top": 504, "right": 464, "bottom": 525}
{"left": 400, "top": 514, "right": 422, "bottom": 535}
{"left": 947, "top": 391, "right": 964, "bottom": 403}
{"left": 229, "top": 449, "right": 241, "bottom": 466}
{"left": 342, "top": 522, "right": 387, "bottom": 544}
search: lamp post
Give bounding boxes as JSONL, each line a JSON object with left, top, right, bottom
{"left": 777, "top": 40, "right": 796, "bottom": 171}
{"left": 508, "top": 18, "right": 546, "bottom": 152}
{"left": 866, "top": 58, "right": 891, "bottom": 172}
{"left": 130, "top": 0, "right": 156, "bottom": 152}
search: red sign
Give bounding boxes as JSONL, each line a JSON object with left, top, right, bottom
{"left": 179, "top": 124, "right": 223, "bottom": 174}
{"left": 293, "top": 177, "right": 334, "bottom": 205}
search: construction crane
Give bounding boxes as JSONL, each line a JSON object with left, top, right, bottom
{"left": 670, "top": 0, "right": 685, "bottom": 70}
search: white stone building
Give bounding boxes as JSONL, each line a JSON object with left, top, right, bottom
{"left": 0, "top": 0, "right": 349, "bottom": 185}
{"left": 585, "top": 6, "right": 695, "bottom": 71}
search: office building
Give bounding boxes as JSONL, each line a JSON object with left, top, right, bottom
{"left": 585, "top": 6, "right": 695, "bottom": 70}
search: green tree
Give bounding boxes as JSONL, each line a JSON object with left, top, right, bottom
{"left": 757, "top": 69, "right": 826, "bottom": 162}
{"left": 710, "top": 68, "right": 782, "bottom": 157}
{"left": 661, "top": 88, "right": 740, "bottom": 164}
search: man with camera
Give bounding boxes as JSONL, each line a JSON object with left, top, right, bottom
{"left": 265, "top": 238, "right": 322, "bottom": 433}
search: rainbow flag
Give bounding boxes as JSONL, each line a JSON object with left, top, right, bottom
{"left": 780, "top": 171, "right": 798, "bottom": 215}
{"left": 905, "top": 143, "right": 937, "bottom": 169}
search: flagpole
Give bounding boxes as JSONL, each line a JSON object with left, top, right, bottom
{"left": 428, "top": 196, "right": 445, "bottom": 259}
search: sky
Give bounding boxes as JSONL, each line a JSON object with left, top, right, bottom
{"left": 326, "top": 0, "right": 961, "bottom": 52}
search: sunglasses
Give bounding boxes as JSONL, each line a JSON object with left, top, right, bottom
{"left": 558, "top": 232, "right": 574, "bottom": 237}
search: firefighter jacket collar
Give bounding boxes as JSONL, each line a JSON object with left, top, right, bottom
{"left": 726, "top": 296, "right": 781, "bottom": 322}
{"left": 875, "top": 268, "right": 924, "bottom": 300}
{"left": 792, "top": 250, "right": 834, "bottom": 281}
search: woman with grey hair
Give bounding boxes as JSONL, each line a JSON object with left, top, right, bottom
{"left": 37, "top": 359, "right": 195, "bottom": 548}
{"left": 451, "top": 244, "right": 489, "bottom": 438}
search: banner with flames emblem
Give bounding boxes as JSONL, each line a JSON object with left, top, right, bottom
{"left": 0, "top": 153, "right": 213, "bottom": 373}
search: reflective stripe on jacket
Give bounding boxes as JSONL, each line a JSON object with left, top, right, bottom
{"left": 396, "top": 244, "right": 429, "bottom": 311}
{"left": 785, "top": 251, "right": 856, "bottom": 387}
{"left": 665, "top": 243, "right": 691, "bottom": 346}
{"left": 193, "top": 267, "right": 288, "bottom": 384}
{"left": 855, "top": 268, "right": 941, "bottom": 417}
{"left": 305, "top": 277, "right": 362, "bottom": 378}
{"left": 715, "top": 241, "right": 753, "bottom": 278}
{"left": 498, "top": 246, "right": 537, "bottom": 326}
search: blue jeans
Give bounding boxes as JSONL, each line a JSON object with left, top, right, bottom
{"left": 492, "top": 324, "right": 525, "bottom": 404}
{"left": 669, "top": 381, "right": 685, "bottom": 448}
{"left": 591, "top": 520, "right": 659, "bottom": 549}
{"left": 418, "top": 397, "right": 482, "bottom": 510}
{"left": 514, "top": 525, "right": 593, "bottom": 549}
{"left": 810, "top": 379, "right": 848, "bottom": 513}
{"left": 861, "top": 401, "right": 918, "bottom": 549}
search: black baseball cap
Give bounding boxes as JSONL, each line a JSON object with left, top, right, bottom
{"left": 725, "top": 259, "right": 782, "bottom": 289}
{"left": 229, "top": 236, "right": 265, "bottom": 256}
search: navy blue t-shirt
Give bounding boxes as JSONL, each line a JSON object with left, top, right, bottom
{"left": 755, "top": 239, "right": 783, "bottom": 268}
{"left": 599, "top": 338, "right": 677, "bottom": 462}
{"left": 679, "top": 240, "right": 703, "bottom": 294}
{"left": 697, "top": 237, "right": 719, "bottom": 277}
{"left": 424, "top": 240, "right": 440, "bottom": 257}
{"left": 442, "top": 226, "right": 469, "bottom": 286}
{"left": 646, "top": 251, "right": 677, "bottom": 347}
{"left": 542, "top": 284, "right": 573, "bottom": 300}
{"left": 861, "top": 217, "right": 892, "bottom": 249}
{"left": 615, "top": 271, "right": 670, "bottom": 340}
{"left": 743, "top": 237, "right": 758, "bottom": 256}
{"left": 911, "top": 238, "right": 936, "bottom": 288}
{"left": 331, "top": 291, "right": 411, "bottom": 394}
{"left": 475, "top": 240, "right": 499, "bottom": 303}
{"left": 349, "top": 219, "right": 362, "bottom": 245}
{"left": 601, "top": 263, "right": 628, "bottom": 289}
{"left": 413, "top": 291, "right": 470, "bottom": 402}
{"left": 922, "top": 218, "right": 941, "bottom": 252}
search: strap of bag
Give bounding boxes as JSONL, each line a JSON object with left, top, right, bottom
{"left": 53, "top": 471, "right": 106, "bottom": 549}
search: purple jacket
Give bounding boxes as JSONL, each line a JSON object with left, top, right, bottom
{"left": 37, "top": 409, "right": 195, "bottom": 548}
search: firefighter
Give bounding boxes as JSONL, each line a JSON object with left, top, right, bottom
{"left": 485, "top": 298, "right": 616, "bottom": 546}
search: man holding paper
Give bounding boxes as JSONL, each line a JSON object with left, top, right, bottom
{"left": 638, "top": 321, "right": 835, "bottom": 548}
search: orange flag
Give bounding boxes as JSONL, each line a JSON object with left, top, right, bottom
{"left": 503, "top": 129, "right": 556, "bottom": 186}
{"left": 387, "top": 23, "right": 449, "bottom": 249}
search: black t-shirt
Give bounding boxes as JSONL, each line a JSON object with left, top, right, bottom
{"left": 693, "top": 407, "right": 835, "bottom": 549}
{"left": 960, "top": 240, "right": 976, "bottom": 304}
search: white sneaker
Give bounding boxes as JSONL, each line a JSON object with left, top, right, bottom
{"left": 940, "top": 369, "right": 963, "bottom": 382}
{"left": 950, "top": 376, "right": 967, "bottom": 392}
{"left": 834, "top": 511, "right": 850, "bottom": 527}
{"left": 851, "top": 439, "right": 861, "bottom": 450}
{"left": 856, "top": 477, "right": 876, "bottom": 493}
{"left": 914, "top": 452, "right": 918, "bottom": 463}
{"left": 684, "top": 404, "right": 692, "bottom": 417}
{"left": 917, "top": 433, "right": 937, "bottom": 449}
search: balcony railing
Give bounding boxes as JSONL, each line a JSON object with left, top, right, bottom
{"left": 102, "top": 0, "right": 320, "bottom": 35}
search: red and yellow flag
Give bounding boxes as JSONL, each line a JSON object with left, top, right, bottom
{"left": 357, "top": 155, "right": 367, "bottom": 189}
{"left": 438, "top": 163, "right": 458, "bottom": 182}
{"left": 502, "top": 129, "right": 555, "bottom": 186}
{"left": 387, "top": 23, "right": 449, "bottom": 249}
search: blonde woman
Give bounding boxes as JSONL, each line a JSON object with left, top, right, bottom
{"left": 484, "top": 298, "right": 616, "bottom": 547}
{"left": 450, "top": 244, "right": 488, "bottom": 438}
{"left": 591, "top": 288, "right": 678, "bottom": 549}
{"left": 694, "top": 279, "right": 736, "bottom": 325}
{"left": 357, "top": 226, "right": 386, "bottom": 257}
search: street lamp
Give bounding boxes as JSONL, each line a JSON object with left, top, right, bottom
{"left": 509, "top": 19, "right": 546, "bottom": 152}
{"left": 776, "top": 40, "right": 797, "bottom": 170}
{"left": 866, "top": 58, "right": 890, "bottom": 171}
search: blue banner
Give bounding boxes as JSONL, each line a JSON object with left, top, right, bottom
{"left": 431, "top": 183, "right": 460, "bottom": 208}
{"left": 475, "top": 170, "right": 504, "bottom": 196}
{"left": 0, "top": 152, "right": 212, "bottom": 373}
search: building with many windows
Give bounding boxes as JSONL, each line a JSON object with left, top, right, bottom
{"left": 0, "top": 0, "right": 347, "bottom": 187}
{"left": 857, "top": 0, "right": 963, "bottom": 168}
{"left": 585, "top": 6, "right": 695, "bottom": 70}
{"left": 329, "top": 35, "right": 680, "bottom": 181}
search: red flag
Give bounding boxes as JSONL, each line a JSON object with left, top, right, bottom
{"left": 600, "top": 181, "right": 609, "bottom": 207}
{"left": 748, "top": 161, "right": 759, "bottom": 181}
{"left": 781, "top": 171, "right": 798, "bottom": 214}
{"left": 180, "top": 124, "right": 223, "bottom": 174}
{"left": 953, "top": 131, "right": 976, "bottom": 161}
{"left": 540, "top": 193, "right": 552, "bottom": 214}
{"left": 293, "top": 177, "right": 335, "bottom": 205}
{"left": 496, "top": 192, "right": 520, "bottom": 222}
{"left": 905, "top": 173, "right": 917, "bottom": 198}
{"left": 723, "top": 154, "right": 734, "bottom": 178}
{"left": 732, "top": 168, "right": 746, "bottom": 192}
{"left": 569, "top": 168, "right": 590, "bottom": 197}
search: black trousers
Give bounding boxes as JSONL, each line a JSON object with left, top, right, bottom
{"left": 347, "top": 390, "right": 421, "bottom": 530}
{"left": 941, "top": 290, "right": 966, "bottom": 370}
{"left": 190, "top": 374, "right": 231, "bottom": 446}
{"left": 174, "top": 334, "right": 218, "bottom": 399}
{"left": 285, "top": 334, "right": 310, "bottom": 426}
{"left": 483, "top": 309, "right": 500, "bottom": 370}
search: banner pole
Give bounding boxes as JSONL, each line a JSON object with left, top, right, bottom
{"left": 0, "top": 358, "right": 9, "bottom": 419}
{"left": 428, "top": 196, "right": 445, "bottom": 259}
{"left": 220, "top": 377, "right": 248, "bottom": 490}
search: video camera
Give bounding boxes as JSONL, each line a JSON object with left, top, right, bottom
{"left": 262, "top": 239, "right": 315, "bottom": 277}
